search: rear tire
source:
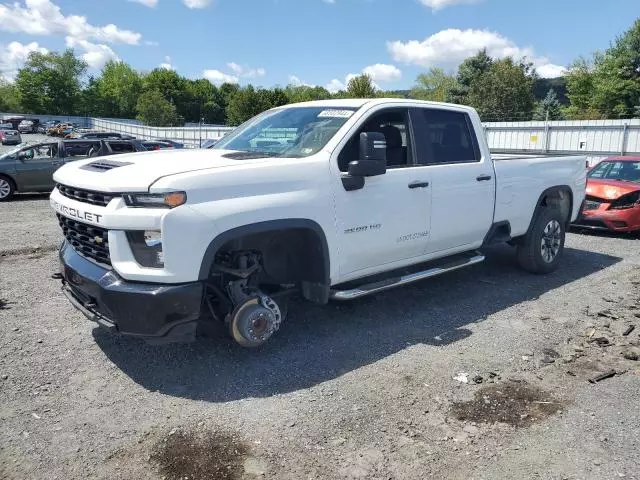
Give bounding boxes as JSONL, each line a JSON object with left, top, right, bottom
{"left": 517, "top": 207, "right": 565, "bottom": 274}
{"left": 0, "top": 175, "right": 15, "bottom": 202}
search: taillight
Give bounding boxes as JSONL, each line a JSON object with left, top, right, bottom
{"left": 609, "top": 191, "right": 640, "bottom": 210}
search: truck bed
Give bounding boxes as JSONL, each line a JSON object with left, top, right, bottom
{"left": 491, "top": 154, "right": 587, "bottom": 237}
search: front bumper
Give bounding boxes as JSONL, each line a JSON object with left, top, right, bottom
{"left": 573, "top": 208, "right": 640, "bottom": 232}
{"left": 59, "top": 241, "right": 204, "bottom": 343}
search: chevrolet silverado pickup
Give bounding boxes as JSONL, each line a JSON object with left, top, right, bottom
{"left": 50, "top": 99, "right": 587, "bottom": 347}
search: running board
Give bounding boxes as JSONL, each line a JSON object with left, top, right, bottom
{"left": 330, "top": 252, "right": 485, "bottom": 301}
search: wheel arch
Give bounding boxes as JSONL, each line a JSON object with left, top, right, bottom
{"left": 198, "top": 219, "right": 331, "bottom": 304}
{"left": 524, "top": 185, "right": 574, "bottom": 237}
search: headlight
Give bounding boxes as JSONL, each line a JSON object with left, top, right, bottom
{"left": 609, "top": 191, "right": 640, "bottom": 210}
{"left": 124, "top": 191, "right": 186, "bottom": 208}
{"left": 127, "top": 230, "right": 164, "bottom": 268}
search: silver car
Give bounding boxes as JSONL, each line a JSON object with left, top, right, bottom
{"left": 0, "top": 129, "right": 22, "bottom": 145}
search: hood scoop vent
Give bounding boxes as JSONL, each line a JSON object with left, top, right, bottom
{"left": 81, "top": 160, "right": 133, "bottom": 172}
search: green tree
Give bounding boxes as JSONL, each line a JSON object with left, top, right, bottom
{"left": 183, "top": 78, "right": 225, "bottom": 124}
{"left": 564, "top": 58, "right": 600, "bottom": 119}
{"left": 136, "top": 89, "right": 178, "bottom": 126}
{"left": 346, "top": 74, "right": 376, "bottom": 98}
{"left": 80, "top": 75, "right": 102, "bottom": 116}
{"left": 285, "top": 85, "right": 331, "bottom": 103}
{"left": 447, "top": 49, "right": 493, "bottom": 104}
{"left": 0, "top": 79, "right": 20, "bottom": 112}
{"left": 141, "top": 68, "right": 187, "bottom": 121}
{"left": 96, "top": 61, "right": 142, "bottom": 118}
{"left": 465, "top": 57, "right": 536, "bottom": 121}
{"left": 590, "top": 18, "right": 640, "bottom": 118}
{"left": 14, "top": 49, "right": 87, "bottom": 114}
{"left": 533, "top": 88, "right": 565, "bottom": 120}
{"left": 410, "top": 68, "right": 458, "bottom": 102}
{"left": 226, "top": 85, "right": 271, "bottom": 125}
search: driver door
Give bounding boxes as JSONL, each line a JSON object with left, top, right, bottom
{"left": 330, "top": 107, "right": 432, "bottom": 279}
{"left": 13, "top": 143, "right": 61, "bottom": 191}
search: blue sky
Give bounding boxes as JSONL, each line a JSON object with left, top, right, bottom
{"left": 1, "top": 0, "right": 638, "bottom": 91}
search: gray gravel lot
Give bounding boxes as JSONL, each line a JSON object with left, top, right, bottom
{"left": 1, "top": 198, "right": 640, "bottom": 480}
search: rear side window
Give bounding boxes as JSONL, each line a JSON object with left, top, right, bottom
{"left": 415, "top": 109, "right": 480, "bottom": 164}
{"left": 108, "top": 142, "right": 135, "bottom": 153}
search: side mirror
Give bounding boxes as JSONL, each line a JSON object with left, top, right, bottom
{"left": 17, "top": 151, "right": 29, "bottom": 161}
{"left": 347, "top": 132, "right": 387, "bottom": 177}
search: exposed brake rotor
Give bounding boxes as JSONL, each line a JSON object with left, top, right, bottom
{"left": 227, "top": 295, "right": 282, "bottom": 347}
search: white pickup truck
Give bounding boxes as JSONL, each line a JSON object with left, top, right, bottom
{"left": 50, "top": 99, "right": 587, "bottom": 346}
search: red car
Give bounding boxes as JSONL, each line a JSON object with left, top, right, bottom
{"left": 573, "top": 156, "right": 640, "bottom": 233}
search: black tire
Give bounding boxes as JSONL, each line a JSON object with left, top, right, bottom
{"left": 0, "top": 175, "right": 16, "bottom": 202}
{"left": 517, "top": 207, "right": 565, "bottom": 274}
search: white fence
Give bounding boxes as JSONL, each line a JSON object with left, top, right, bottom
{"left": 485, "top": 119, "right": 640, "bottom": 166}
{"left": 89, "top": 118, "right": 234, "bottom": 147}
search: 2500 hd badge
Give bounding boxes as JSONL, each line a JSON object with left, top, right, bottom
{"left": 52, "top": 200, "right": 103, "bottom": 224}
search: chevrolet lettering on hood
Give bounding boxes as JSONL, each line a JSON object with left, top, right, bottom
{"left": 52, "top": 199, "right": 103, "bottom": 224}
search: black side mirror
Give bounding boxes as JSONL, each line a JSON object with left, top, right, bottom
{"left": 17, "top": 151, "right": 29, "bottom": 161}
{"left": 347, "top": 132, "right": 387, "bottom": 177}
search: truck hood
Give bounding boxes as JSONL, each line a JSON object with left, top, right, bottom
{"left": 586, "top": 178, "right": 640, "bottom": 200}
{"left": 53, "top": 148, "right": 269, "bottom": 192}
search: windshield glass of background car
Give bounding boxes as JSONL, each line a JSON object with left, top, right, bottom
{"left": 588, "top": 161, "right": 640, "bottom": 183}
{"left": 213, "top": 107, "right": 358, "bottom": 158}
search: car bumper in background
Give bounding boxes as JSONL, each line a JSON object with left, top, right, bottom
{"left": 573, "top": 207, "right": 640, "bottom": 232}
{"left": 58, "top": 241, "right": 204, "bottom": 343}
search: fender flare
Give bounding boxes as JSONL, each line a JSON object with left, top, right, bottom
{"left": 198, "top": 218, "right": 331, "bottom": 286}
{"left": 524, "top": 185, "right": 574, "bottom": 237}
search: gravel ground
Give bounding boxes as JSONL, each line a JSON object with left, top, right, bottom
{"left": 1, "top": 199, "right": 640, "bottom": 480}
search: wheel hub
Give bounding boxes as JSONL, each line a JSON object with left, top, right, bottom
{"left": 0, "top": 179, "right": 11, "bottom": 199}
{"left": 227, "top": 295, "right": 282, "bottom": 347}
{"left": 540, "top": 220, "right": 562, "bottom": 263}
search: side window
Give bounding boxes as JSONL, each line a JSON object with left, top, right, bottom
{"left": 64, "top": 142, "right": 95, "bottom": 159}
{"left": 417, "top": 109, "right": 479, "bottom": 164}
{"left": 108, "top": 142, "right": 135, "bottom": 153}
{"left": 338, "top": 108, "right": 413, "bottom": 172}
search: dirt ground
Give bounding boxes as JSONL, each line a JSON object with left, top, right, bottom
{"left": 1, "top": 196, "right": 640, "bottom": 480}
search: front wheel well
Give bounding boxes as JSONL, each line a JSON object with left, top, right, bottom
{"left": 200, "top": 222, "right": 331, "bottom": 304}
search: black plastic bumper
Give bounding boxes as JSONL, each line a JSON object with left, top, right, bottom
{"left": 59, "top": 241, "right": 203, "bottom": 343}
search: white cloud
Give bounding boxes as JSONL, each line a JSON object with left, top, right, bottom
{"left": 159, "top": 56, "right": 174, "bottom": 70}
{"left": 0, "top": 0, "right": 142, "bottom": 45}
{"left": 65, "top": 36, "right": 118, "bottom": 69}
{"left": 0, "top": 41, "right": 48, "bottom": 81}
{"left": 362, "top": 63, "right": 402, "bottom": 82}
{"left": 388, "top": 28, "right": 565, "bottom": 78}
{"left": 289, "top": 75, "right": 314, "bottom": 87}
{"left": 183, "top": 0, "right": 212, "bottom": 8}
{"left": 227, "top": 62, "right": 266, "bottom": 78}
{"left": 536, "top": 63, "right": 567, "bottom": 78}
{"left": 418, "top": 0, "right": 482, "bottom": 11}
{"left": 145, "top": 40, "right": 160, "bottom": 47}
{"left": 325, "top": 78, "right": 345, "bottom": 93}
{"left": 203, "top": 69, "right": 238, "bottom": 85}
{"left": 128, "top": 0, "right": 158, "bottom": 7}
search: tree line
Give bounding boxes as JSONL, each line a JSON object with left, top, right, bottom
{"left": 0, "top": 18, "right": 638, "bottom": 126}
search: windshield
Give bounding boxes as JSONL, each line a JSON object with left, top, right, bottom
{"left": 588, "top": 161, "right": 640, "bottom": 183}
{"left": 213, "top": 106, "right": 358, "bottom": 158}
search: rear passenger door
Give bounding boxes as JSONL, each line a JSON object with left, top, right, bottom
{"left": 411, "top": 107, "right": 495, "bottom": 254}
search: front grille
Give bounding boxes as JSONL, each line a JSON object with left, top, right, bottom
{"left": 56, "top": 184, "right": 116, "bottom": 207}
{"left": 57, "top": 214, "right": 111, "bottom": 265}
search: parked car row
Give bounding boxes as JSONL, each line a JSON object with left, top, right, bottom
{"left": 0, "top": 138, "right": 147, "bottom": 201}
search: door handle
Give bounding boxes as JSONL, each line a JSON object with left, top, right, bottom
{"left": 476, "top": 175, "right": 492, "bottom": 182}
{"left": 408, "top": 181, "right": 429, "bottom": 189}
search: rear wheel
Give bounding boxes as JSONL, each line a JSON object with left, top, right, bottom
{"left": 517, "top": 207, "right": 565, "bottom": 274}
{"left": 0, "top": 176, "right": 15, "bottom": 201}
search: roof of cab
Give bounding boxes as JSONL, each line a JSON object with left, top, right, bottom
{"left": 280, "top": 98, "right": 476, "bottom": 113}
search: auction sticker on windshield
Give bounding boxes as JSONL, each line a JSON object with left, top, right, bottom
{"left": 317, "top": 109, "right": 354, "bottom": 119}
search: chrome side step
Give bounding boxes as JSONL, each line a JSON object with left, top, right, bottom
{"left": 330, "top": 252, "right": 485, "bottom": 301}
